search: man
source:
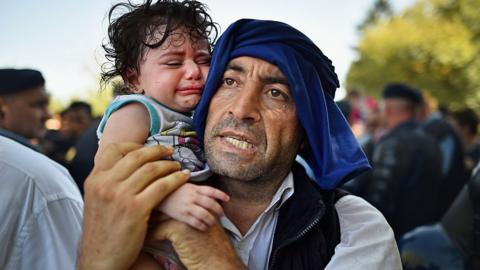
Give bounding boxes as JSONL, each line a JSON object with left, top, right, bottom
{"left": 61, "top": 101, "right": 94, "bottom": 139}
{"left": 450, "top": 108, "right": 480, "bottom": 173}
{"left": 364, "top": 83, "right": 443, "bottom": 238}
{"left": 0, "top": 68, "right": 50, "bottom": 147}
{"left": 0, "top": 69, "right": 83, "bottom": 269}
{"left": 42, "top": 101, "right": 94, "bottom": 165}
{"left": 417, "top": 99, "right": 469, "bottom": 219}
{"left": 79, "top": 19, "right": 401, "bottom": 269}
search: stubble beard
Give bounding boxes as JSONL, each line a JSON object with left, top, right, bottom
{"left": 204, "top": 118, "right": 268, "bottom": 182}
{"left": 204, "top": 117, "right": 300, "bottom": 202}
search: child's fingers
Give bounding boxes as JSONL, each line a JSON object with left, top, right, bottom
{"left": 183, "top": 215, "right": 209, "bottom": 232}
{"left": 195, "top": 185, "right": 230, "bottom": 202}
{"left": 194, "top": 196, "right": 224, "bottom": 217}
{"left": 188, "top": 205, "right": 217, "bottom": 228}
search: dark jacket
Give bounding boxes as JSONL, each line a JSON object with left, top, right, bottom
{"left": 422, "top": 116, "right": 470, "bottom": 218}
{"left": 365, "top": 121, "right": 442, "bottom": 238}
{"left": 269, "top": 163, "right": 342, "bottom": 269}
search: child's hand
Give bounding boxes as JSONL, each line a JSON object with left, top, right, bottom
{"left": 157, "top": 183, "right": 230, "bottom": 231}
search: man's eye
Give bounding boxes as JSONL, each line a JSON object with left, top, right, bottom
{"left": 268, "top": 88, "right": 289, "bottom": 100}
{"left": 269, "top": 89, "right": 282, "bottom": 97}
{"left": 223, "top": 78, "right": 236, "bottom": 86}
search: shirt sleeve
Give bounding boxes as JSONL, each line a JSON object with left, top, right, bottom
{"left": 325, "top": 195, "right": 402, "bottom": 270}
{"left": 15, "top": 199, "right": 83, "bottom": 270}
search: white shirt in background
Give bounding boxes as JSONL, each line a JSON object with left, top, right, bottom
{"left": 0, "top": 135, "right": 84, "bottom": 270}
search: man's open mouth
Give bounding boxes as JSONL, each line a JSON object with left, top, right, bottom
{"left": 224, "top": 136, "right": 254, "bottom": 150}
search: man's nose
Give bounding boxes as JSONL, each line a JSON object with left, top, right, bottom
{"left": 42, "top": 107, "right": 52, "bottom": 121}
{"left": 184, "top": 61, "right": 201, "bottom": 80}
{"left": 228, "top": 82, "right": 261, "bottom": 122}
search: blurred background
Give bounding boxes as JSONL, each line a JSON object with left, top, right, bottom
{"left": 1, "top": 0, "right": 430, "bottom": 115}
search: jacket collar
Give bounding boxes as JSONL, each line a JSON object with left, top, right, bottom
{"left": 272, "top": 162, "right": 330, "bottom": 245}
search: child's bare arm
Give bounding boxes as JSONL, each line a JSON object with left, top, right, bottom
{"left": 95, "top": 103, "right": 150, "bottom": 163}
{"left": 158, "top": 183, "right": 230, "bottom": 231}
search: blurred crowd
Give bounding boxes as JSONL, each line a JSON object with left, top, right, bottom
{"left": 338, "top": 84, "right": 480, "bottom": 269}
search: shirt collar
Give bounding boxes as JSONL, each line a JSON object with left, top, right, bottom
{"left": 0, "top": 128, "right": 40, "bottom": 152}
{"left": 269, "top": 171, "right": 294, "bottom": 212}
{"left": 220, "top": 171, "right": 295, "bottom": 236}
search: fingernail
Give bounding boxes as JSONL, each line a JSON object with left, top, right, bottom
{"left": 181, "top": 169, "right": 190, "bottom": 175}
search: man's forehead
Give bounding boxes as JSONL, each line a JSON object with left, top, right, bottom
{"left": 18, "top": 87, "right": 49, "bottom": 102}
{"left": 225, "top": 56, "right": 285, "bottom": 78}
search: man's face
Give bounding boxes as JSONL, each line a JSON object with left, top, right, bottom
{"left": 61, "top": 108, "right": 92, "bottom": 137}
{"left": 204, "top": 56, "right": 303, "bottom": 182}
{"left": 0, "top": 86, "right": 50, "bottom": 139}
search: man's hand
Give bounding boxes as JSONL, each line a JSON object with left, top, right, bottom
{"left": 78, "top": 143, "right": 189, "bottom": 270}
{"left": 149, "top": 220, "right": 246, "bottom": 270}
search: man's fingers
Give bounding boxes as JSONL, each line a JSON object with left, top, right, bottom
{"left": 92, "top": 142, "right": 143, "bottom": 172}
{"left": 139, "top": 170, "right": 190, "bottom": 210}
{"left": 124, "top": 160, "right": 181, "bottom": 193}
{"left": 108, "top": 145, "right": 174, "bottom": 182}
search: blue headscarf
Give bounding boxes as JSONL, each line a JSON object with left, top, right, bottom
{"left": 194, "top": 19, "right": 370, "bottom": 189}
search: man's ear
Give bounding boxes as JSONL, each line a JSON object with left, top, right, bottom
{"left": 125, "top": 68, "right": 143, "bottom": 94}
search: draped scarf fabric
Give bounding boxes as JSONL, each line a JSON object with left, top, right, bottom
{"left": 194, "top": 19, "right": 370, "bottom": 189}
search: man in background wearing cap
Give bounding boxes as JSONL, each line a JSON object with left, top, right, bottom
{"left": 0, "top": 68, "right": 50, "bottom": 146}
{"left": 0, "top": 69, "right": 83, "bottom": 269}
{"left": 363, "top": 83, "right": 442, "bottom": 238}
{"left": 78, "top": 19, "right": 400, "bottom": 270}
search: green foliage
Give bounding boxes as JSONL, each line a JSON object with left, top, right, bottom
{"left": 347, "top": 0, "right": 480, "bottom": 109}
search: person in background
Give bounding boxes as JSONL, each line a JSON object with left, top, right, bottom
{"left": 399, "top": 161, "right": 480, "bottom": 269}
{"left": 42, "top": 101, "right": 93, "bottom": 165}
{"left": 363, "top": 83, "right": 443, "bottom": 238}
{"left": 0, "top": 68, "right": 83, "bottom": 269}
{"left": 416, "top": 97, "right": 469, "bottom": 219}
{"left": 0, "top": 68, "right": 50, "bottom": 147}
{"left": 449, "top": 108, "right": 480, "bottom": 173}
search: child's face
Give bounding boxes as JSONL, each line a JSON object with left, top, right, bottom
{"left": 130, "top": 29, "right": 210, "bottom": 113}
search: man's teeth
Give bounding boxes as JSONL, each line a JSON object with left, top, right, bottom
{"left": 225, "top": 137, "right": 253, "bottom": 149}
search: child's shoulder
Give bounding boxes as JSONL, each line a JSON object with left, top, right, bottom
{"left": 111, "top": 94, "right": 155, "bottom": 105}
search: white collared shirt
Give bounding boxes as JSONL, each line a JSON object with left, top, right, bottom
{"left": 220, "top": 172, "right": 294, "bottom": 270}
{"left": 0, "top": 136, "right": 84, "bottom": 270}
{"left": 220, "top": 171, "right": 401, "bottom": 270}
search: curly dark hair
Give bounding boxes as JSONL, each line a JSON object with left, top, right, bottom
{"left": 101, "top": 0, "right": 218, "bottom": 88}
